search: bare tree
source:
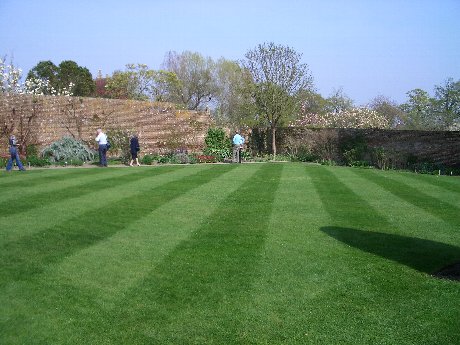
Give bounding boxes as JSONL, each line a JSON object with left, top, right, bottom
{"left": 241, "top": 42, "right": 314, "bottom": 156}
{"left": 326, "top": 87, "right": 354, "bottom": 113}
{"left": 162, "top": 51, "right": 216, "bottom": 110}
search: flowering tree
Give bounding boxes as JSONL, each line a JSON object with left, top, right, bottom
{"left": 26, "top": 60, "right": 59, "bottom": 95}
{"left": 0, "top": 57, "right": 23, "bottom": 94}
{"left": 26, "top": 60, "right": 94, "bottom": 97}
{"left": 291, "top": 107, "right": 390, "bottom": 129}
{"left": 1, "top": 57, "right": 73, "bottom": 153}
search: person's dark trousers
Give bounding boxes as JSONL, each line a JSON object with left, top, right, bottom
{"left": 98, "top": 144, "right": 108, "bottom": 166}
{"left": 233, "top": 145, "right": 241, "bottom": 163}
{"left": 6, "top": 147, "right": 25, "bottom": 171}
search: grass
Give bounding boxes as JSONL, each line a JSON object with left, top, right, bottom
{"left": 0, "top": 163, "right": 459, "bottom": 344}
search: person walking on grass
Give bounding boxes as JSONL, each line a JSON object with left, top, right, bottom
{"left": 129, "top": 133, "right": 141, "bottom": 166}
{"left": 6, "top": 135, "right": 26, "bottom": 172}
{"left": 95, "top": 128, "right": 108, "bottom": 167}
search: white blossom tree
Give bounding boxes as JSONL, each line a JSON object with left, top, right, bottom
{"left": 291, "top": 107, "right": 390, "bottom": 129}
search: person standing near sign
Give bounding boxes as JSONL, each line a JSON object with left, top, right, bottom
{"left": 6, "top": 135, "right": 26, "bottom": 171}
{"left": 232, "top": 131, "right": 245, "bottom": 163}
{"left": 95, "top": 128, "right": 108, "bottom": 167}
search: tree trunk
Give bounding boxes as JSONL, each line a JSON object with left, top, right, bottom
{"left": 271, "top": 125, "right": 277, "bottom": 159}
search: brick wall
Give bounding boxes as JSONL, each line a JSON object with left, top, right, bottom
{"left": 250, "top": 127, "right": 460, "bottom": 168}
{"left": 0, "top": 95, "right": 214, "bottom": 155}
{"left": 3, "top": 95, "right": 458, "bottom": 168}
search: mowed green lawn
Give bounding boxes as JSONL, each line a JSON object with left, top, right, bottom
{"left": 1, "top": 163, "right": 459, "bottom": 345}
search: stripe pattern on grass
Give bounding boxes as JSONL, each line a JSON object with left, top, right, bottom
{"left": 1, "top": 164, "right": 459, "bottom": 345}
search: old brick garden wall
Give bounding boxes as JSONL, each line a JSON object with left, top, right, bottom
{"left": 2, "top": 95, "right": 459, "bottom": 168}
{"left": 250, "top": 127, "right": 460, "bottom": 168}
{"left": 0, "top": 95, "right": 214, "bottom": 155}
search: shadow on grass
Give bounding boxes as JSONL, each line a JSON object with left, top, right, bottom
{"left": 321, "top": 226, "right": 460, "bottom": 280}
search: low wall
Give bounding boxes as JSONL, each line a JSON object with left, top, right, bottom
{"left": 250, "top": 127, "right": 460, "bottom": 168}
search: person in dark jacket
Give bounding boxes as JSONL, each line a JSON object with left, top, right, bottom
{"left": 6, "top": 135, "right": 26, "bottom": 171}
{"left": 129, "top": 133, "right": 141, "bottom": 166}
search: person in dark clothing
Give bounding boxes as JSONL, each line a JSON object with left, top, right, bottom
{"left": 6, "top": 135, "right": 26, "bottom": 171}
{"left": 129, "top": 134, "right": 141, "bottom": 166}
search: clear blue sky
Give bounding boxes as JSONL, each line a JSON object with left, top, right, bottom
{"left": 1, "top": 0, "right": 459, "bottom": 105}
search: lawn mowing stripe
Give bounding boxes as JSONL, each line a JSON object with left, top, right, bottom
{"left": 325, "top": 167, "right": 460, "bottom": 274}
{"left": 406, "top": 173, "right": 460, "bottom": 194}
{"left": 306, "top": 166, "right": 420, "bottom": 269}
{"left": 338, "top": 168, "right": 460, "bottom": 246}
{"left": 51, "top": 163, "right": 263, "bottom": 304}
{"left": 236, "top": 163, "right": 338, "bottom": 344}
{"left": 381, "top": 171, "right": 460, "bottom": 209}
{"left": 0, "top": 166, "right": 168, "bottom": 217}
{"left": 0, "top": 164, "right": 459, "bottom": 345}
{"left": 240, "top": 164, "right": 424, "bottom": 344}
{"left": 305, "top": 166, "right": 460, "bottom": 344}
{"left": 89, "top": 163, "right": 283, "bottom": 344}
{"left": 0, "top": 166, "right": 197, "bottom": 245}
{"left": 0, "top": 168, "right": 102, "bottom": 190}
{"left": 0, "top": 164, "right": 234, "bottom": 287}
{"left": 352, "top": 168, "right": 460, "bottom": 227}
{"left": 0, "top": 167, "right": 139, "bottom": 204}
{"left": 307, "top": 166, "right": 389, "bottom": 230}
{"left": 0, "top": 168, "right": 64, "bottom": 184}
{"left": 0, "top": 165, "right": 267, "bottom": 345}
{"left": 0, "top": 164, "right": 218, "bottom": 342}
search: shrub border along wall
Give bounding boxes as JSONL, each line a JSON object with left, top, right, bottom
{"left": 249, "top": 127, "right": 460, "bottom": 170}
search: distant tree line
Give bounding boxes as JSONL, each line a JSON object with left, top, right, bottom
{"left": 3, "top": 44, "right": 460, "bottom": 154}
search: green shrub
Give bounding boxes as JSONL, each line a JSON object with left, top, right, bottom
{"left": 27, "top": 156, "right": 51, "bottom": 167}
{"left": 240, "top": 150, "right": 252, "bottom": 161}
{"left": 70, "top": 159, "right": 84, "bottom": 166}
{"left": 141, "top": 154, "right": 155, "bottom": 165}
{"left": 188, "top": 155, "right": 198, "bottom": 164}
{"left": 372, "top": 147, "right": 389, "bottom": 170}
{"left": 0, "top": 156, "right": 8, "bottom": 168}
{"left": 293, "top": 149, "right": 318, "bottom": 162}
{"left": 271, "top": 154, "right": 291, "bottom": 162}
{"left": 174, "top": 153, "right": 190, "bottom": 164}
{"left": 204, "top": 128, "right": 231, "bottom": 162}
{"left": 341, "top": 135, "right": 369, "bottom": 166}
{"left": 26, "top": 144, "right": 39, "bottom": 158}
{"left": 158, "top": 154, "right": 173, "bottom": 164}
{"left": 412, "top": 162, "right": 442, "bottom": 175}
{"left": 41, "top": 137, "right": 96, "bottom": 163}
{"left": 26, "top": 144, "right": 51, "bottom": 167}
{"left": 320, "top": 159, "right": 337, "bottom": 166}
{"left": 106, "top": 129, "right": 132, "bottom": 164}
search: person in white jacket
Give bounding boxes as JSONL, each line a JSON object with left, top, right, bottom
{"left": 232, "top": 131, "right": 245, "bottom": 163}
{"left": 95, "top": 129, "right": 108, "bottom": 167}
